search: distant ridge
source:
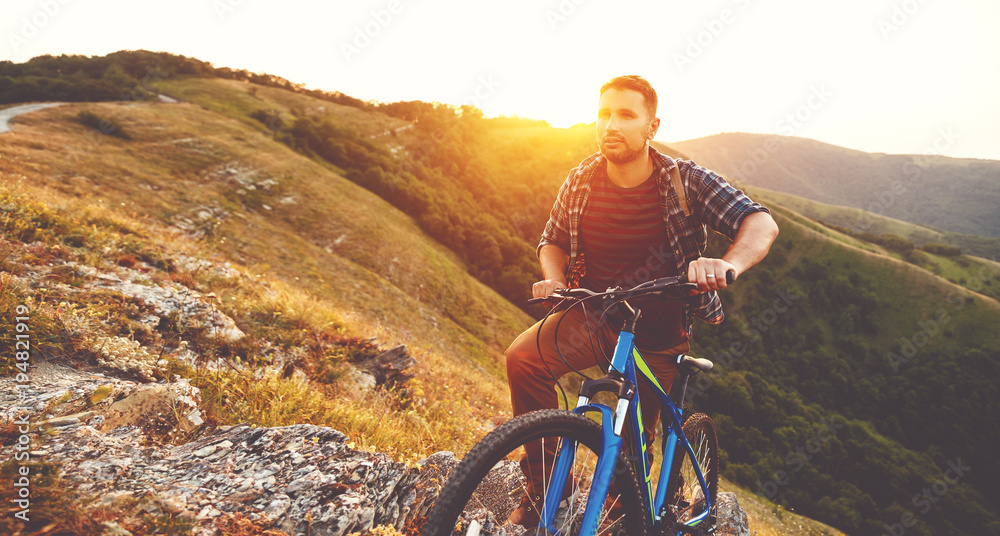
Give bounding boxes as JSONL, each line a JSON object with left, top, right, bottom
{"left": 668, "top": 132, "right": 1000, "bottom": 239}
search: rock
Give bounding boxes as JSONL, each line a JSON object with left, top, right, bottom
{"left": 0, "top": 363, "right": 460, "bottom": 536}
{"left": 173, "top": 255, "right": 241, "bottom": 279}
{"left": 715, "top": 491, "right": 750, "bottom": 536}
{"left": 102, "top": 379, "right": 205, "bottom": 438}
{"left": 26, "top": 260, "right": 246, "bottom": 347}
{"left": 262, "top": 494, "right": 292, "bottom": 521}
{"left": 343, "top": 367, "right": 377, "bottom": 393}
{"left": 194, "top": 445, "right": 217, "bottom": 457}
{"left": 171, "top": 205, "right": 229, "bottom": 238}
{"left": 204, "top": 161, "right": 281, "bottom": 193}
{"left": 101, "top": 521, "right": 133, "bottom": 535}
{"left": 355, "top": 345, "right": 416, "bottom": 387}
{"left": 40, "top": 416, "right": 81, "bottom": 427}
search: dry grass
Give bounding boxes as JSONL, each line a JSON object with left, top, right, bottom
{"left": 0, "top": 89, "right": 524, "bottom": 467}
{"left": 0, "top": 459, "right": 205, "bottom": 536}
{"left": 720, "top": 477, "right": 848, "bottom": 536}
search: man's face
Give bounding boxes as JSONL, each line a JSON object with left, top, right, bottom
{"left": 597, "top": 88, "right": 659, "bottom": 165}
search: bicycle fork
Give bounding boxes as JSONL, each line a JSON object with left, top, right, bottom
{"left": 540, "top": 374, "right": 635, "bottom": 535}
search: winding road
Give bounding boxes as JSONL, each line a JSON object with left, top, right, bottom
{"left": 0, "top": 102, "right": 65, "bottom": 133}
{"left": 1, "top": 95, "right": 179, "bottom": 134}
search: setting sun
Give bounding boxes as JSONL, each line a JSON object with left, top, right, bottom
{"left": 3, "top": 0, "right": 997, "bottom": 159}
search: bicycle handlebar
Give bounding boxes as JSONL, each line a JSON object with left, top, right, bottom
{"left": 526, "top": 269, "right": 736, "bottom": 305}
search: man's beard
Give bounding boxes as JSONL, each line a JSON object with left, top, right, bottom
{"left": 600, "top": 137, "right": 646, "bottom": 165}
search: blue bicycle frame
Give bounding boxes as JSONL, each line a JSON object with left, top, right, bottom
{"left": 538, "top": 329, "right": 714, "bottom": 536}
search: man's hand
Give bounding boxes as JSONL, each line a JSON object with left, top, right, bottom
{"left": 686, "top": 212, "right": 778, "bottom": 295}
{"left": 535, "top": 245, "right": 570, "bottom": 299}
{"left": 532, "top": 279, "right": 567, "bottom": 299}
{"left": 687, "top": 258, "right": 737, "bottom": 295}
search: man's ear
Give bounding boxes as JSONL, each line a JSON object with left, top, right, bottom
{"left": 647, "top": 117, "right": 661, "bottom": 140}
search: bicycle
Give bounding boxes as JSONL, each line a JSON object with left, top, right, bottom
{"left": 422, "top": 272, "right": 733, "bottom": 536}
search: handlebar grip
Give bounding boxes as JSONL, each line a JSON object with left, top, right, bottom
{"left": 678, "top": 270, "right": 737, "bottom": 285}
{"left": 526, "top": 297, "right": 549, "bottom": 305}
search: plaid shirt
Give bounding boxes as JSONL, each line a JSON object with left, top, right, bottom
{"left": 538, "top": 147, "right": 769, "bottom": 334}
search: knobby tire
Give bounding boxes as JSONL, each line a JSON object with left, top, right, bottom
{"left": 422, "top": 409, "right": 647, "bottom": 536}
{"left": 662, "top": 412, "right": 719, "bottom": 532}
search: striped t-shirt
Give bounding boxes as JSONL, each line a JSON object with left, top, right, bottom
{"left": 579, "top": 167, "right": 687, "bottom": 351}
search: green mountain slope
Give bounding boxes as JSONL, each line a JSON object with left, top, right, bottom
{"left": 737, "top": 189, "right": 1000, "bottom": 304}
{"left": 669, "top": 132, "right": 1000, "bottom": 239}
{"left": 692, "top": 204, "right": 1000, "bottom": 535}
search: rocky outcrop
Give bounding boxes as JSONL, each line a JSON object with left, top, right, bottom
{"left": 715, "top": 492, "right": 750, "bottom": 536}
{"left": 21, "top": 258, "right": 246, "bottom": 346}
{"left": 1, "top": 362, "right": 456, "bottom": 536}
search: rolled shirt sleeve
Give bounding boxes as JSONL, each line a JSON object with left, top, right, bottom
{"left": 688, "top": 162, "right": 770, "bottom": 241}
{"left": 536, "top": 177, "right": 573, "bottom": 257}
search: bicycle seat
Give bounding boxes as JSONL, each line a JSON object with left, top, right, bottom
{"left": 678, "top": 354, "right": 714, "bottom": 373}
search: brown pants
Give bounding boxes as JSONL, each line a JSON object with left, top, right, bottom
{"left": 505, "top": 306, "right": 684, "bottom": 486}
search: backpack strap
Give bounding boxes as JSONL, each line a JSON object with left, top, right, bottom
{"left": 668, "top": 162, "right": 691, "bottom": 217}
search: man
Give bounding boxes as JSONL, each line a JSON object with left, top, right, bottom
{"left": 504, "top": 75, "right": 779, "bottom": 526}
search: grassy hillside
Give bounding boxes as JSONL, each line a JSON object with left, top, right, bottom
{"left": 745, "top": 195, "right": 1000, "bottom": 304}
{"left": 156, "top": 74, "right": 606, "bottom": 314}
{"left": 0, "top": 96, "right": 528, "bottom": 461}
{"left": 721, "top": 477, "right": 847, "bottom": 536}
{"left": 670, "top": 132, "right": 1000, "bottom": 240}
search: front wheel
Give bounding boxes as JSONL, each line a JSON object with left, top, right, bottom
{"left": 665, "top": 412, "right": 720, "bottom": 527}
{"left": 421, "top": 409, "right": 647, "bottom": 536}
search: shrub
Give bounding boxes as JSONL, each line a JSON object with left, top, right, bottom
{"left": 249, "top": 108, "right": 285, "bottom": 132}
{"left": 75, "top": 110, "right": 131, "bottom": 140}
{"left": 920, "top": 242, "right": 962, "bottom": 257}
{"left": 855, "top": 232, "right": 915, "bottom": 254}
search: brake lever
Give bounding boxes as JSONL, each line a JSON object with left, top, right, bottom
{"left": 653, "top": 282, "right": 699, "bottom": 298}
{"left": 656, "top": 269, "right": 736, "bottom": 297}
{"left": 526, "top": 288, "right": 572, "bottom": 305}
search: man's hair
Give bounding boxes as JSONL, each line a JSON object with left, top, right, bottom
{"left": 600, "top": 75, "right": 657, "bottom": 119}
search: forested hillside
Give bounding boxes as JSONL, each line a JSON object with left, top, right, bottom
{"left": 2, "top": 51, "right": 999, "bottom": 536}
{"left": 694, "top": 208, "right": 999, "bottom": 534}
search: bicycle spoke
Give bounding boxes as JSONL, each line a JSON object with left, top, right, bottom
{"left": 667, "top": 413, "right": 719, "bottom": 528}
{"left": 596, "top": 494, "right": 621, "bottom": 536}
{"left": 567, "top": 446, "right": 593, "bottom": 528}
{"left": 539, "top": 437, "right": 550, "bottom": 521}
{"left": 682, "top": 431, "right": 709, "bottom": 500}
{"left": 423, "top": 410, "right": 646, "bottom": 536}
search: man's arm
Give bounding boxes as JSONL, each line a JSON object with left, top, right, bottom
{"left": 533, "top": 245, "right": 569, "bottom": 298}
{"left": 688, "top": 211, "right": 779, "bottom": 293}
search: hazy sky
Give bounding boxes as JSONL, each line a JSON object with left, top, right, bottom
{"left": 4, "top": 0, "right": 999, "bottom": 160}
